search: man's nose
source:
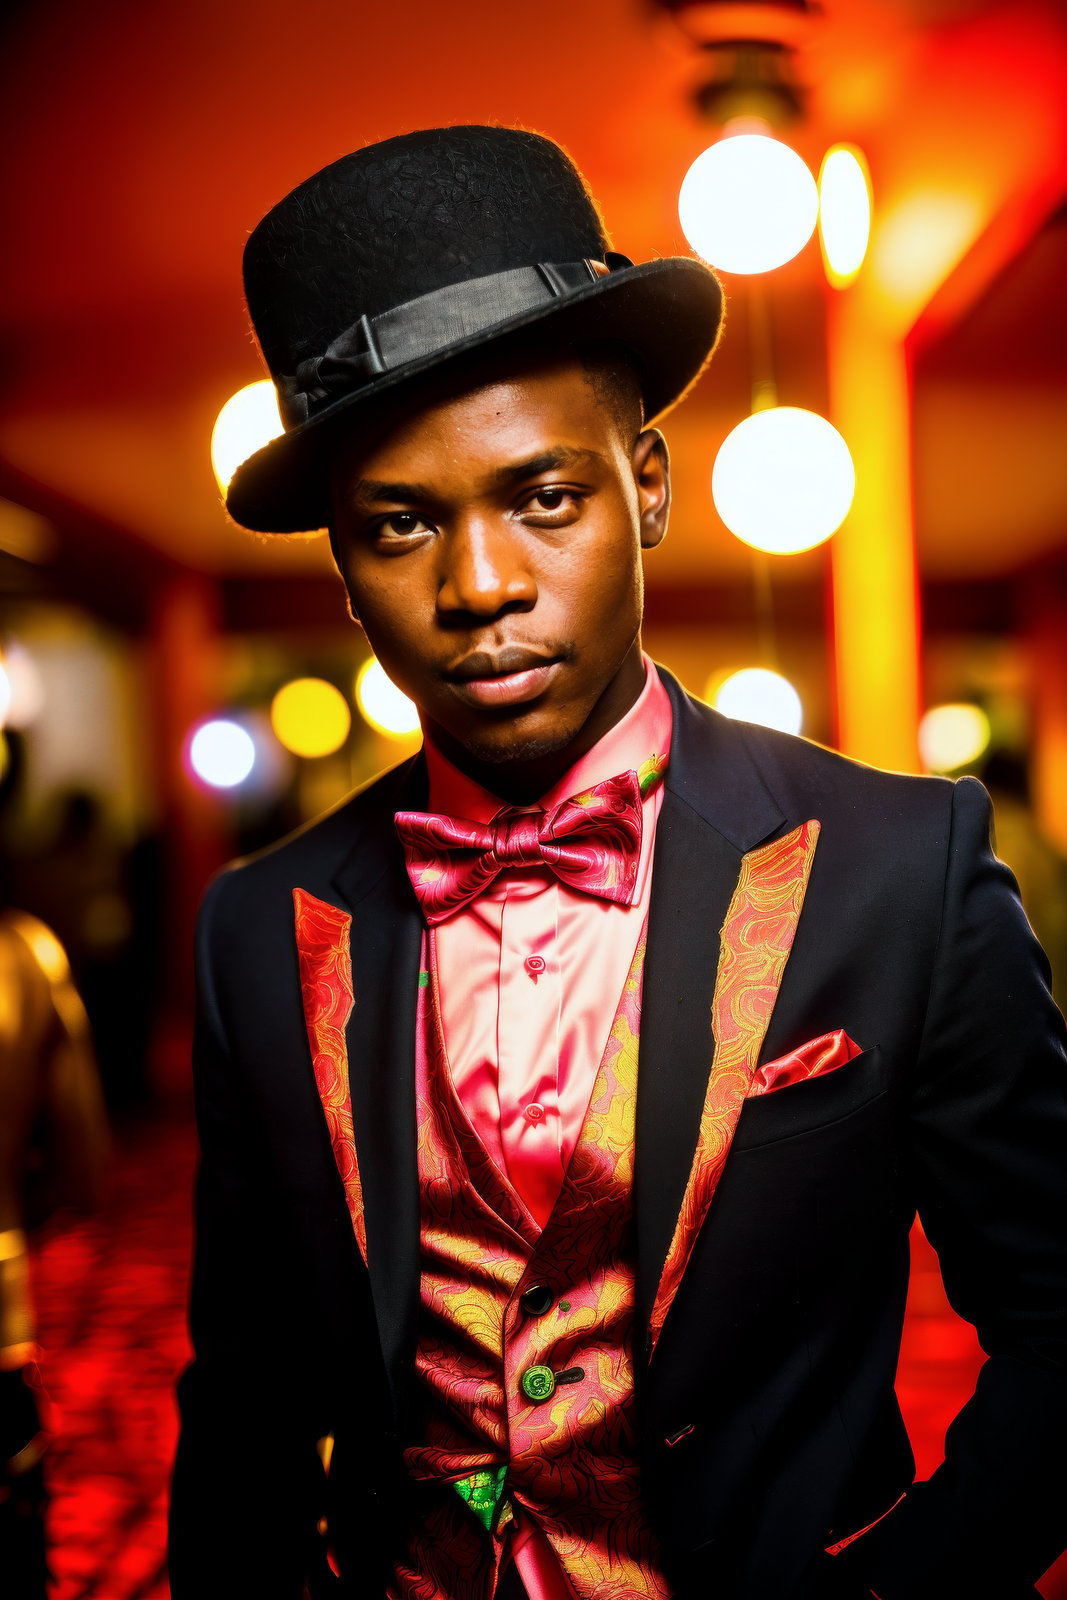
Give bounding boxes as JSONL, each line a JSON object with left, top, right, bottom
{"left": 436, "top": 518, "right": 536, "bottom": 618}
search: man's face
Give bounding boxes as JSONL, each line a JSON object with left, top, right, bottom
{"left": 329, "top": 352, "right": 670, "bottom": 798}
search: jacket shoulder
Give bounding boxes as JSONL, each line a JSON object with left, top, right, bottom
{"left": 196, "top": 753, "right": 420, "bottom": 941}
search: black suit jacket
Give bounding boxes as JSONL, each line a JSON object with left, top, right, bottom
{"left": 169, "top": 671, "right": 1067, "bottom": 1599}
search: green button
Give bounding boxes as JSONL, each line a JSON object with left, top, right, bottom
{"left": 520, "top": 1364, "right": 556, "bottom": 1402}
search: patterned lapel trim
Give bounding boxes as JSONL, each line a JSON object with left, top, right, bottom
{"left": 293, "top": 887, "right": 367, "bottom": 1265}
{"left": 647, "top": 819, "right": 820, "bottom": 1353}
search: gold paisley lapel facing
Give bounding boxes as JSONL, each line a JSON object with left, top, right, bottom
{"left": 648, "top": 820, "right": 820, "bottom": 1353}
{"left": 293, "top": 887, "right": 367, "bottom": 1264}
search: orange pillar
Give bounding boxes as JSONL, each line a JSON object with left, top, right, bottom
{"left": 826, "top": 291, "right": 922, "bottom": 774}
{"left": 145, "top": 576, "right": 229, "bottom": 1017}
{"left": 1026, "top": 565, "right": 1067, "bottom": 855}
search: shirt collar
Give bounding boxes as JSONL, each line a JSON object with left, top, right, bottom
{"left": 424, "top": 656, "right": 673, "bottom": 823}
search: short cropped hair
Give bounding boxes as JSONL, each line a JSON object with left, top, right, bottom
{"left": 573, "top": 340, "right": 645, "bottom": 451}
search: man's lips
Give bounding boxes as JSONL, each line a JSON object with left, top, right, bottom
{"left": 445, "top": 647, "right": 564, "bottom": 709}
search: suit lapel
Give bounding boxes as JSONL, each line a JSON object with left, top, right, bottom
{"left": 636, "top": 674, "right": 816, "bottom": 1356}
{"left": 296, "top": 755, "right": 427, "bottom": 1430}
{"left": 646, "top": 817, "right": 820, "bottom": 1353}
{"left": 635, "top": 784, "right": 742, "bottom": 1351}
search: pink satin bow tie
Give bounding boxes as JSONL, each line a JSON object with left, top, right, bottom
{"left": 396, "top": 766, "right": 657, "bottom": 925}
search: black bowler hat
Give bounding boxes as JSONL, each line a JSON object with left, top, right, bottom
{"left": 227, "top": 125, "right": 724, "bottom": 533}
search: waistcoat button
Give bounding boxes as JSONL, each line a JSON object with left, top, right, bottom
{"left": 520, "top": 1284, "right": 554, "bottom": 1317}
{"left": 520, "top": 1364, "right": 556, "bottom": 1402}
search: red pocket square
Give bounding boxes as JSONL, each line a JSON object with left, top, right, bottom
{"left": 749, "top": 1029, "right": 863, "bottom": 1097}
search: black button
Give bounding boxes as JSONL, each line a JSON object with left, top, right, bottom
{"left": 520, "top": 1284, "right": 554, "bottom": 1317}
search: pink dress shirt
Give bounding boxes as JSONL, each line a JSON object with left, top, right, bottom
{"left": 425, "top": 658, "right": 673, "bottom": 1230}
{"left": 422, "top": 659, "right": 673, "bottom": 1599}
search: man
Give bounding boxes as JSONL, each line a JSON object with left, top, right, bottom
{"left": 169, "top": 127, "right": 1067, "bottom": 1599}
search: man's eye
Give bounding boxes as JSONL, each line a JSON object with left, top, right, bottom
{"left": 379, "top": 513, "right": 429, "bottom": 537}
{"left": 527, "top": 487, "right": 577, "bottom": 514}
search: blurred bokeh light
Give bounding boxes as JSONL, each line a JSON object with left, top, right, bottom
{"left": 819, "top": 145, "right": 872, "bottom": 287}
{"left": 270, "top": 677, "right": 351, "bottom": 759}
{"left": 711, "top": 667, "right": 804, "bottom": 734}
{"left": 919, "top": 703, "right": 991, "bottom": 773}
{"left": 355, "top": 658, "right": 421, "bottom": 739}
{"left": 679, "top": 131, "right": 819, "bottom": 274}
{"left": 0, "top": 641, "right": 46, "bottom": 727}
{"left": 188, "top": 718, "right": 257, "bottom": 788}
{"left": 712, "top": 406, "right": 856, "bottom": 553}
{"left": 210, "top": 381, "right": 284, "bottom": 494}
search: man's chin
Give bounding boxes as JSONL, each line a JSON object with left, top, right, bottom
{"left": 451, "top": 724, "right": 580, "bottom": 768}
{"left": 428, "top": 708, "right": 586, "bottom": 772}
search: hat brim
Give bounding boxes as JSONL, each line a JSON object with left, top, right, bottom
{"left": 226, "top": 256, "right": 724, "bottom": 534}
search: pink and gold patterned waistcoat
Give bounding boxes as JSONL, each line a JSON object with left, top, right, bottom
{"left": 387, "top": 918, "right": 668, "bottom": 1600}
{"left": 292, "top": 817, "right": 821, "bottom": 1600}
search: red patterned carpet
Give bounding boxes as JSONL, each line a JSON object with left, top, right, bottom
{"left": 26, "top": 1105, "right": 1067, "bottom": 1600}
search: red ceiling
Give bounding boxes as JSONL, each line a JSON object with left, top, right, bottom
{"left": 1, "top": 0, "right": 1065, "bottom": 585}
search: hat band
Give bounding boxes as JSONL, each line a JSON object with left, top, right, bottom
{"left": 277, "top": 254, "right": 634, "bottom": 429}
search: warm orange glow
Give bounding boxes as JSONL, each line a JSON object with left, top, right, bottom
{"left": 211, "top": 381, "right": 284, "bottom": 494}
{"left": 870, "top": 192, "right": 985, "bottom": 331}
{"left": 819, "top": 145, "right": 872, "bottom": 288}
{"left": 826, "top": 294, "right": 921, "bottom": 772}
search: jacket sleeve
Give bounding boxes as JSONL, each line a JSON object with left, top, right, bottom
{"left": 168, "top": 873, "right": 326, "bottom": 1599}
{"left": 843, "top": 776, "right": 1067, "bottom": 1598}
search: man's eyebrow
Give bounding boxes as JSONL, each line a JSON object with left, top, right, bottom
{"left": 490, "top": 447, "right": 606, "bottom": 486}
{"left": 347, "top": 448, "right": 606, "bottom": 506}
{"left": 348, "top": 478, "right": 433, "bottom": 506}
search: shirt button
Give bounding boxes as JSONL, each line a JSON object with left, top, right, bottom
{"left": 524, "top": 954, "right": 546, "bottom": 977}
{"left": 524, "top": 1102, "right": 545, "bottom": 1124}
{"left": 520, "top": 1364, "right": 556, "bottom": 1403}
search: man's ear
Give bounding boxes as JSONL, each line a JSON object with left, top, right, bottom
{"left": 327, "top": 515, "right": 363, "bottom": 628}
{"left": 632, "top": 428, "right": 670, "bottom": 551}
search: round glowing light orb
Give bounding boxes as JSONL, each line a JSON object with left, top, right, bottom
{"left": 819, "top": 145, "right": 872, "bottom": 287}
{"left": 188, "top": 718, "right": 256, "bottom": 789}
{"left": 679, "top": 134, "right": 819, "bottom": 274}
{"left": 356, "top": 658, "right": 421, "bottom": 739}
{"left": 211, "top": 381, "right": 284, "bottom": 493}
{"left": 270, "top": 678, "right": 351, "bottom": 759}
{"left": 712, "top": 406, "right": 855, "bottom": 554}
{"left": 918, "top": 703, "right": 990, "bottom": 773}
{"left": 0, "top": 662, "right": 11, "bottom": 729}
{"left": 712, "top": 668, "right": 803, "bottom": 735}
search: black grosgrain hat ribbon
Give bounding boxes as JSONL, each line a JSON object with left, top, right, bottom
{"left": 279, "top": 255, "right": 634, "bottom": 429}
{"left": 227, "top": 125, "right": 724, "bottom": 534}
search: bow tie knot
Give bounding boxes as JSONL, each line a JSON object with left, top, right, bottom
{"left": 489, "top": 811, "right": 545, "bottom": 869}
{"left": 395, "top": 758, "right": 667, "bottom": 925}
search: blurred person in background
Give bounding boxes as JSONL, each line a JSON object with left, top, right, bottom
{"left": 170, "top": 127, "right": 1067, "bottom": 1599}
{"left": 22, "top": 789, "right": 151, "bottom": 1110}
{"left": 0, "top": 909, "right": 109, "bottom": 1597}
